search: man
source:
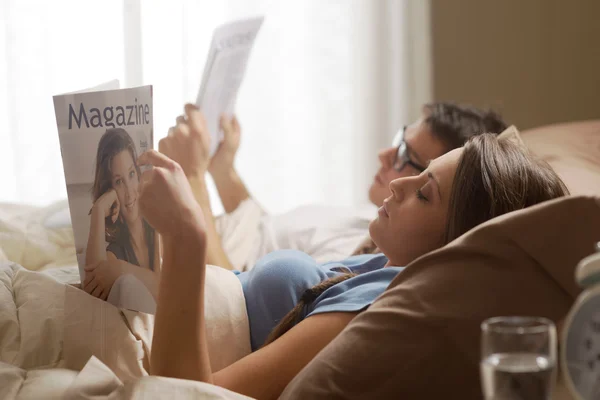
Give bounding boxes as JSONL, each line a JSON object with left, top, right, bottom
{"left": 160, "top": 102, "right": 508, "bottom": 271}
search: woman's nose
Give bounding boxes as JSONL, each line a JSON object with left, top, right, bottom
{"left": 389, "top": 178, "right": 405, "bottom": 202}
{"left": 124, "top": 180, "right": 134, "bottom": 199}
{"left": 389, "top": 175, "right": 420, "bottom": 202}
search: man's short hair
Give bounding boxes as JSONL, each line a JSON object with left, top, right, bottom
{"left": 423, "top": 102, "right": 508, "bottom": 150}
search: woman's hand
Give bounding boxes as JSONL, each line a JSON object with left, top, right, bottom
{"left": 83, "top": 259, "right": 123, "bottom": 300}
{"left": 137, "top": 150, "right": 207, "bottom": 243}
{"left": 160, "top": 104, "right": 211, "bottom": 179}
{"left": 92, "top": 189, "right": 120, "bottom": 223}
{"left": 208, "top": 115, "right": 241, "bottom": 175}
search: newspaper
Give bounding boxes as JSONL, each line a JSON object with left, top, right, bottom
{"left": 196, "top": 16, "right": 264, "bottom": 155}
{"left": 53, "top": 83, "right": 157, "bottom": 312}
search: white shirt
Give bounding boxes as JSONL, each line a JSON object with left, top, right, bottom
{"left": 215, "top": 198, "right": 376, "bottom": 271}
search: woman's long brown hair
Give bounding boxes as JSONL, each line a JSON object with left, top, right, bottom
{"left": 90, "top": 128, "right": 141, "bottom": 243}
{"left": 262, "top": 133, "right": 569, "bottom": 347}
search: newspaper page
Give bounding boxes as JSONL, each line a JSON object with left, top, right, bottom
{"left": 53, "top": 85, "right": 157, "bottom": 313}
{"left": 196, "top": 16, "right": 264, "bottom": 156}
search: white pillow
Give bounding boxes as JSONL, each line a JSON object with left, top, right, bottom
{"left": 44, "top": 204, "right": 72, "bottom": 229}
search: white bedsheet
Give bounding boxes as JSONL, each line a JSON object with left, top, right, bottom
{"left": 0, "top": 357, "right": 253, "bottom": 399}
{"left": 0, "top": 201, "right": 252, "bottom": 398}
{"left": 0, "top": 261, "right": 251, "bottom": 398}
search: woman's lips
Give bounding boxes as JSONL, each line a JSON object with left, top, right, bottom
{"left": 378, "top": 204, "right": 389, "bottom": 218}
{"left": 125, "top": 199, "right": 136, "bottom": 210}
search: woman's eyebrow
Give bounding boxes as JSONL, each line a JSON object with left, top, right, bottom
{"left": 428, "top": 172, "right": 442, "bottom": 200}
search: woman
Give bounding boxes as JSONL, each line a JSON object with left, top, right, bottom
{"left": 83, "top": 128, "right": 159, "bottom": 301}
{"left": 138, "top": 106, "right": 568, "bottom": 400}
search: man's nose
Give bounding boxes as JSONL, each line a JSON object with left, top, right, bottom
{"left": 378, "top": 147, "right": 396, "bottom": 169}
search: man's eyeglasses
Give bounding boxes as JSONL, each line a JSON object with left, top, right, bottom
{"left": 392, "top": 126, "right": 426, "bottom": 173}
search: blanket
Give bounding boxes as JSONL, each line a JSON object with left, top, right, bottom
{"left": 0, "top": 356, "right": 253, "bottom": 399}
{"left": 0, "top": 261, "right": 251, "bottom": 398}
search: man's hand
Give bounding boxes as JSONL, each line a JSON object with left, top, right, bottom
{"left": 209, "top": 115, "right": 241, "bottom": 175}
{"left": 160, "top": 104, "right": 211, "bottom": 179}
{"left": 137, "top": 150, "right": 206, "bottom": 242}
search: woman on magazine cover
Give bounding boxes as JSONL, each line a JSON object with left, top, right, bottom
{"left": 83, "top": 127, "right": 159, "bottom": 301}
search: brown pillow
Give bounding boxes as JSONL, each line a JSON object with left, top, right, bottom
{"left": 280, "top": 195, "right": 600, "bottom": 399}
{"left": 521, "top": 120, "right": 600, "bottom": 197}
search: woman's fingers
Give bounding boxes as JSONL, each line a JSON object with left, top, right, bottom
{"left": 84, "top": 276, "right": 98, "bottom": 294}
{"left": 91, "top": 284, "right": 103, "bottom": 298}
{"left": 175, "top": 115, "right": 186, "bottom": 125}
{"left": 112, "top": 200, "right": 120, "bottom": 223}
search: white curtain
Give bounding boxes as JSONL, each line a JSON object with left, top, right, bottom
{"left": 0, "top": 0, "right": 431, "bottom": 215}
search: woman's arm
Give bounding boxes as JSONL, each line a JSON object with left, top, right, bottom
{"left": 85, "top": 189, "right": 120, "bottom": 266}
{"left": 151, "top": 225, "right": 212, "bottom": 382}
{"left": 117, "top": 258, "right": 159, "bottom": 300}
{"left": 86, "top": 207, "right": 108, "bottom": 265}
{"left": 213, "top": 312, "right": 357, "bottom": 399}
{"left": 83, "top": 252, "right": 159, "bottom": 300}
{"left": 153, "top": 209, "right": 357, "bottom": 397}
{"left": 140, "top": 149, "right": 357, "bottom": 398}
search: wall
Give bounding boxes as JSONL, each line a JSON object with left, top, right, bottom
{"left": 430, "top": 0, "right": 600, "bottom": 129}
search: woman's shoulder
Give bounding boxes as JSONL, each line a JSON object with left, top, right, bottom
{"left": 322, "top": 253, "right": 389, "bottom": 274}
{"left": 306, "top": 266, "right": 404, "bottom": 318}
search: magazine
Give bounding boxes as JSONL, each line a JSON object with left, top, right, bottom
{"left": 196, "top": 16, "right": 264, "bottom": 156}
{"left": 53, "top": 83, "right": 157, "bottom": 313}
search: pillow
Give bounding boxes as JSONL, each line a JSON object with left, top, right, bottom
{"left": 43, "top": 201, "right": 72, "bottom": 229}
{"left": 280, "top": 195, "right": 600, "bottom": 399}
{"left": 497, "top": 124, "right": 525, "bottom": 148}
{"left": 0, "top": 201, "right": 76, "bottom": 270}
{"left": 521, "top": 120, "right": 600, "bottom": 196}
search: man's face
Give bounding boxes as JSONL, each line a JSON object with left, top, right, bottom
{"left": 368, "top": 118, "right": 447, "bottom": 207}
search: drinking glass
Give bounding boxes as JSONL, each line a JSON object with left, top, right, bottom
{"left": 480, "top": 316, "right": 557, "bottom": 400}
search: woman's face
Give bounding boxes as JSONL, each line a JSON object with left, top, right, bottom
{"left": 369, "top": 148, "right": 462, "bottom": 266}
{"left": 110, "top": 149, "right": 140, "bottom": 224}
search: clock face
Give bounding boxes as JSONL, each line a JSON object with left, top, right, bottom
{"left": 565, "top": 295, "right": 600, "bottom": 398}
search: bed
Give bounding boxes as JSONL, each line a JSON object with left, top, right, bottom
{"left": 0, "top": 120, "right": 599, "bottom": 399}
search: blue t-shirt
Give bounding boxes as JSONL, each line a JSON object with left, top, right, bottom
{"left": 236, "top": 249, "right": 404, "bottom": 351}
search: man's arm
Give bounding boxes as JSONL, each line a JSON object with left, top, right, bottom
{"left": 159, "top": 105, "right": 239, "bottom": 270}
{"left": 209, "top": 166, "right": 250, "bottom": 214}
{"left": 188, "top": 174, "right": 235, "bottom": 270}
{"left": 208, "top": 115, "right": 250, "bottom": 213}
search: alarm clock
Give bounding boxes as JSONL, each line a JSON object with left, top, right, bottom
{"left": 562, "top": 243, "right": 600, "bottom": 400}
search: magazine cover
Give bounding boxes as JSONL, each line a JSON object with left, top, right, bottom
{"left": 53, "top": 84, "right": 158, "bottom": 311}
